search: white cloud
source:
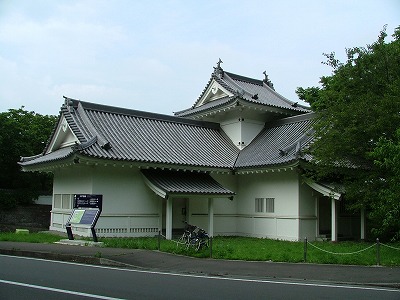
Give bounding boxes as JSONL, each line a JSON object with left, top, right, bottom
{"left": 0, "top": 0, "right": 399, "bottom": 115}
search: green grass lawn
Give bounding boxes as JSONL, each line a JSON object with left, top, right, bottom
{"left": 1, "top": 232, "right": 399, "bottom": 266}
{"left": 0, "top": 232, "right": 63, "bottom": 244}
{"left": 99, "top": 235, "right": 400, "bottom": 266}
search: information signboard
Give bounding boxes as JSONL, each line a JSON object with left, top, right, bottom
{"left": 67, "top": 209, "right": 100, "bottom": 226}
{"left": 66, "top": 194, "right": 103, "bottom": 242}
{"left": 73, "top": 194, "right": 102, "bottom": 211}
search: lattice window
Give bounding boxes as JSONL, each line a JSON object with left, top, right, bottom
{"left": 53, "top": 194, "right": 72, "bottom": 209}
{"left": 266, "top": 198, "right": 275, "bottom": 213}
{"left": 255, "top": 197, "right": 275, "bottom": 213}
{"left": 53, "top": 194, "right": 62, "bottom": 209}
{"left": 255, "top": 198, "right": 264, "bottom": 213}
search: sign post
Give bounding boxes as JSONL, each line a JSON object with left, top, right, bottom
{"left": 65, "top": 194, "right": 102, "bottom": 242}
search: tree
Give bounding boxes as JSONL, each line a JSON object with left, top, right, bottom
{"left": 297, "top": 25, "right": 400, "bottom": 240}
{"left": 0, "top": 107, "right": 57, "bottom": 209}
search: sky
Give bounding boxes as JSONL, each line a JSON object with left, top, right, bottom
{"left": 0, "top": 0, "right": 399, "bottom": 116}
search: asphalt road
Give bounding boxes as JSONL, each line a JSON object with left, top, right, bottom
{"left": 0, "top": 255, "right": 399, "bottom": 300}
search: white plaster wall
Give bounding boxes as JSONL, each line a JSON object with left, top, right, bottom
{"left": 92, "top": 166, "right": 158, "bottom": 214}
{"left": 190, "top": 170, "right": 306, "bottom": 240}
{"left": 53, "top": 165, "right": 94, "bottom": 194}
{"left": 49, "top": 163, "right": 315, "bottom": 241}
{"left": 241, "top": 120, "right": 264, "bottom": 146}
{"left": 50, "top": 165, "right": 161, "bottom": 237}
{"left": 236, "top": 171, "right": 299, "bottom": 214}
{"left": 220, "top": 118, "right": 241, "bottom": 146}
{"left": 298, "top": 181, "right": 317, "bottom": 240}
{"left": 92, "top": 166, "right": 160, "bottom": 236}
{"left": 50, "top": 165, "right": 93, "bottom": 233}
{"left": 220, "top": 118, "right": 265, "bottom": 149}
{"left": 235, "top": 171, "right": 301, "bottom": 240}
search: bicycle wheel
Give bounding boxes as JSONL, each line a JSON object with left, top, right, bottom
{"left": 195, "top": 239, "right": 202, "bottom": 251}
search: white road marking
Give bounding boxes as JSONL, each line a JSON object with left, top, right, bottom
{"left": 0, "top": 279, "right": 124, "bottom": 299}
{"left": 1, "top": 254, "right": 399, "bottom": 293}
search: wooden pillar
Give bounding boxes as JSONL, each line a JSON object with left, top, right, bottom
{"left": 166, "top": 197, "right": 172, "bottom": 240}
{"left": 360, "top": 207, "right": 366, "bottom": 240}
{"left": 331, "top": 198, "right": 338, "bottom": 242}
{"left": 208, "top": 198, "right": 214, "bottom": 237}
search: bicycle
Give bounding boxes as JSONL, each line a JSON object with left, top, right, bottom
{"left": 177, "top": 221, "right": 209, "bottom": 251}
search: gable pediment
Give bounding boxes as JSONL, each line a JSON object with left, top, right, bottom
{"left": 196, "top": 79, "right": 234, "bottom": 108}
{"left": 46, "top": 116, "right": 79, "bottom": 154}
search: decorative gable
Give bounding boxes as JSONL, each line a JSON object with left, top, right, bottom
{"left": 196, "top": 79, "right": 233, "bottom": 108}
{"left": 46, "top": 116, "right": 79, "bottom": 154}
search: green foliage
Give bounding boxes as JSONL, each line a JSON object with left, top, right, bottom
{"left": 0, "top": 189, "right": 40, "bottom": 210}
{"left": 0, "top": 107, "right": 57, "bottom": 208}
{"left": 368, "top": 129, "right": 400, "bottom": 240}
{"left": 297, "top": 26, "right": 400, "bottom": 240}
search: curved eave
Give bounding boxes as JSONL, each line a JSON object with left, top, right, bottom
{"left": 234, "top": 160, "right": 300, "bottom": 174}
{"left": 19, "top": 153, "right": 77, "bottom": 172}
{"left": 20, "top": 150, "right": 235, "bottom": 174}
{"left": 78, "top": 149, "right": 236, "bottom": 170}
{"left": 180, "top": 96, "right": 308, "bottom": 120}
{"left": 19, "top": 146, "right": 76, "bottom": 168}
{"left": 304, "top": 178, "right": 343, "bottom": 201}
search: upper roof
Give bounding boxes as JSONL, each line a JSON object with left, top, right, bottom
{"left": 20, "top": 97, "right": 314, "bottom": 172}
{"left": 175, "top": 62, "right": 310, "bottom": 117}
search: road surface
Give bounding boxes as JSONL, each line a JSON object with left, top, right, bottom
{"left": 0, "top": 255, "right": 398, "bottom": 299}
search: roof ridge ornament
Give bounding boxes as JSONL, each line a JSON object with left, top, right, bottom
{"left": 76, "top": 102, "right": 112, "bottom": 151}
{"left": 263, "top": 71, "right": 275, "bottom": 90}
{"left": 213, "top": 58, "right": 224, "bottom": 78}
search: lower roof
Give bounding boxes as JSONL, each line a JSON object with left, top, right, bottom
{"left": 141, "top": 169, "right": 235, "bottom": 199}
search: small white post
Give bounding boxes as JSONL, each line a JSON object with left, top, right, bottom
{"left": 360, "top": 207, "right": 366, "bottom": 240}
{"left": 208, "top": 198, "right": 214, "bottom": 238}
{"left": 331, "top": 198, "right": 337, "bottom": 242}
{"left": 166, "top": 198, "right": 173, "bottom": 240}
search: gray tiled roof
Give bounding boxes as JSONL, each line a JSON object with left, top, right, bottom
{"left": 20, "top": 98, "right": 315, "bottom": 171}
{"left": 175, "top": 68, "right": 310, "bottom": 117}
{"left": 20, "top": 147, "right": 74, "bottom": 165}
{"left": 141, "top": 169, "right": 235, "bottom": 197}
{"left": 234, "top": 113, "right": 315, "bottom": 168}
{"left": 174, "top": 96, "right": 234, "bottom": 117}
{"left": 20, "top": 98, "right": 239, "bottom": 169}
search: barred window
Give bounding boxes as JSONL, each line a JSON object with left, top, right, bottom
{"left": 255, "top": 197, "right": 275, "bottom": 213}
{"left": 255, "top": 198, "right": 264, "bottom": 213}
{"left": 266, "top": 198, "right": 275, "bottom": 213}
{"left": 53, "top": 194, "right": 72, "bottom": 209}
{"left": 54, "top": 194, "right": 62, "bottom": 208}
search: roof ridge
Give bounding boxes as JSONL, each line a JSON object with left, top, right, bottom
{"left": 224, "top": 71, "right": 264, "bottom": 86}
{"left": 66, "top": 97, "right": 221, "bottom": 130}
{"left": 265, "top": 112, "right": 316, "bottom": 128}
